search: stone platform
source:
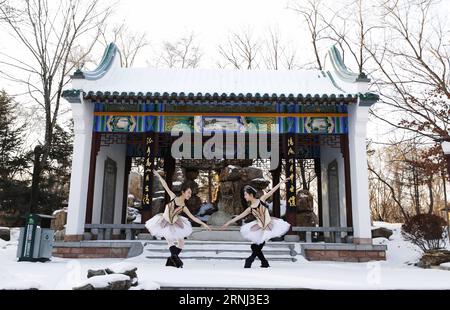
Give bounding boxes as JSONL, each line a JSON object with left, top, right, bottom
{"left": 301, "top": 243, "right": 387, "bottom": 262}
{"left": 53, "top": 241, "right": 143, "bottom": 259}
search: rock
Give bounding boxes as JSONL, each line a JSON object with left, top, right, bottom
{"left": 87, "top": 269, "right": 107, "bottom": 278}
{"left": 184, "top": 169, "right": 199, "bottom": 181}
{"left": 185, "top": 179, "right": 199, "bottom": 195}
{"left": 73, "top": 274, "right": 131, "bottom": 290}
{"left": 0, "top": 227, "right": 10, "bottom": 241}
{"left": 240, "top": 167, "right": 263, "bottom": 182}
{"left": 106, "top": 263, "right": 137, "bottom": 275}
{"left": 73, "top": 284, "right": 95, "bottom": 290}
{"left": 371, "top": 227, "right": 393, "bottom": 239}
{"left": 207, "top": 210, "right": 234, "bottom": 226}
{"left": 296, "top": 211, "right": 318, "bottom": 227}
{"left": 107, "top": 277, "right": 131, "bottom": 290}
{"left": 248, "top": 178, "right": 270, "bottom": 190}
{"left": 106, "top": 263, "right": 138, "bottom": 286}
{"left": 51, "top": 209, "right": 67, "bottom": 231}
{"left": 417, "top": 250, "right": 450, "bottom": 268}
{"left": 131, "top": 277, "right": 139, "bottom": 287}
{"left": 220, "top": 166, "right": 241, "bottom": 181}
{"left": 219, "top": 181, "right": 234, "bottom": 199}
{"left": 296, "top": 190, "right": 314, "bottom": 211}
{"left": 186, "top": 195, "right": 202, "bottom": 215}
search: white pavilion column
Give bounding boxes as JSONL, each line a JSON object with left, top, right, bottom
{"left": 347, "top": 102, "right": 372, "bottom": 244}
{"left": 65, "top": 100, "right": 94, "bottom": 241}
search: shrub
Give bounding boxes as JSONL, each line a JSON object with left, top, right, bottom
{"left": 401, "top": 214, "right": 448, "bottom": 252}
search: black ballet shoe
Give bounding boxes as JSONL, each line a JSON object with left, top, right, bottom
{"left": 169, "top": 245, "right": 183, "bottom": 268}
{"left": 260, "top": 259, "right": 270, "bottom": 268}
{"left": 174, "top": 246, "right": 184, "bottom": 268}
{"left": 165, "top": 256, "right": 176, "bottom": 267}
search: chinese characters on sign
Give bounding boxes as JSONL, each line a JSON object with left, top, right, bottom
{"left": 286, "top": 136, "right": 296, "bottom": 209}
{"left": 142, "top": 136, "right": 154, "bottom": 211}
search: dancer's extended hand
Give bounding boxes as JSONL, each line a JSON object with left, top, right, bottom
{"left": 202, "top": 223, "right": 212, "bottom": 231}
{"left": 221, "top": 223, "right": 229, "bottom": 229}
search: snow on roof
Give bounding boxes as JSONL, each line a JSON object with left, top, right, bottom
{"left": 70, "top": 44, "right": 369, "bottom": 97}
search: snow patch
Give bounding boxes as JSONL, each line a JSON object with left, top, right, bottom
{"left": 0, "top": 267, "right": 40, "bottom": 290}
{"left": 107, "top": 262, "right": 137, "bottom": 274}
{"left": 77, "top": 274, "right": 130, "bottom": 289}
{"left": 52, "top": 209, "right": 66, "bottom": 216}
{"left": 131, "top": 280, "right": 160, "bottom": 290}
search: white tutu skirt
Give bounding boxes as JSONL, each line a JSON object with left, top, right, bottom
{"left": 145, "top": 214, "right": 193, "bottom": 240}
{"left": 240, "top": 218, "right": 291, "bottom": 244}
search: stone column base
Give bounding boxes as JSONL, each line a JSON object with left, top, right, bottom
{"left": 64, "top": 234, "right": 83, "bottom": 242}
{"left": 353, "top": 238, "right": 372, "bottom": 245}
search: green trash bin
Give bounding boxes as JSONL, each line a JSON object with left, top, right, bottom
{"left": 17, "top": 214, "right": 55, "bottom": 262}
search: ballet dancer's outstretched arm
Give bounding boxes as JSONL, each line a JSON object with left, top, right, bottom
{"left": 221, "top": 207, "right": 252, "bottom": 229}
{"left": 182, "top": 207, "right": 212, "bottom": 231}
{"left": 260, "top": 179, "right": 289, "bottom": 202}
{"left": 153, "top": 169, "right": 176, "bottom": 200}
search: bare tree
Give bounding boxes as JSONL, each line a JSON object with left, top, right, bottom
{"left": 288, "top": 0, "right": 328, "bottom": 70}
{"left": 0, "top": 0, "right": 112, "bottom": 202}
{"left": 263, "top": 27, "right": 299, "bottom": 70}
{"left": 367, "top": 0, "right": 450, "bottom": 142}
{"left": 99, "top": 21, "right": 149, "bottom": 68}
{"left": 157, "top": 32, "right": 202, "bottom": 69}
{"left": 218, "top": 28, "right": 261, "bottom": 69}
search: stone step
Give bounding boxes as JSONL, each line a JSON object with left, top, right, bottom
{"left": 144, "top": 243, "right": 294, "bottom": 250}
{"left": 146, "top": 250, "right": 294, "bottom": 257}
{"left": 145, "top": 248, "right": 294, "bottom": 255}
{"left": 142, "top": 240, "right": 296, "bottom": 248}
{"left": 145, "top": 255, "right": 297, "bottom": 262}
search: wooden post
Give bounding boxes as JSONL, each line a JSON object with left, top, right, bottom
{"left": 164, "top": 150, "right": 176, "bottom": 204}
{"left": 85, "top": 132, "right": 100, "bottom": 224}
{"left": 271, "top": 162, "right": 281, "bottom": 218}
{"left": 208, "top": 169, "right": 213, "bottom": 203}
{"left": 121, "top": 155, "right": 132, "bottom": 224}
{"left": 315, "top": 157, "right": 323, "bottom": 227}
{"left": 341, "top": 135, "right": 353, "bottom": 227}
{"left": 141, "top": 133, "right": 156, "bottom": 223}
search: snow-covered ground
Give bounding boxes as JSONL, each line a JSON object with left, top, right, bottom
{"left": 0, "top": 222, "right": 449, "bottom": 290}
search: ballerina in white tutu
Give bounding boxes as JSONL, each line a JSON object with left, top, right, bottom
{"left": 146, "top": 170, "right": 211, "bottom": 268}
{"left": 221, "top": 180, "right": 290, "bottom": 268}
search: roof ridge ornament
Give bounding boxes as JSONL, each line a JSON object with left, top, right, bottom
{"left": 326, "top": 45, "right": 371, "bottom": 84}
{"left": 70, "top": 42, "right": 121, "bottom": 80}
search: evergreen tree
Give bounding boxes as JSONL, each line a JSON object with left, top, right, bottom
{"left": 0, "top": 91, "right": 30, "bottom": 223}
{"left": 0, "top": 90, "right": 27, "bottom": 180}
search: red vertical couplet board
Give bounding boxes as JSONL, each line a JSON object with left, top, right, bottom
{"left": 141, "top": 133, "right": 155, "bottom": 223}
{"left": 285, "top": 134, "right": 297, "bottom": 231}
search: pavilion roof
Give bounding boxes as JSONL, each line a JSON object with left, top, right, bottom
{"left": 63, "top": 43, "right": 378, "bottom": 107}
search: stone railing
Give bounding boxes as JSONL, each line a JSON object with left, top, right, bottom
{"left": 291, "top": 226, "right": 353, "bottom": 243}
{"left": 85, "top": 224, "right": 145, "bottom": 240}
